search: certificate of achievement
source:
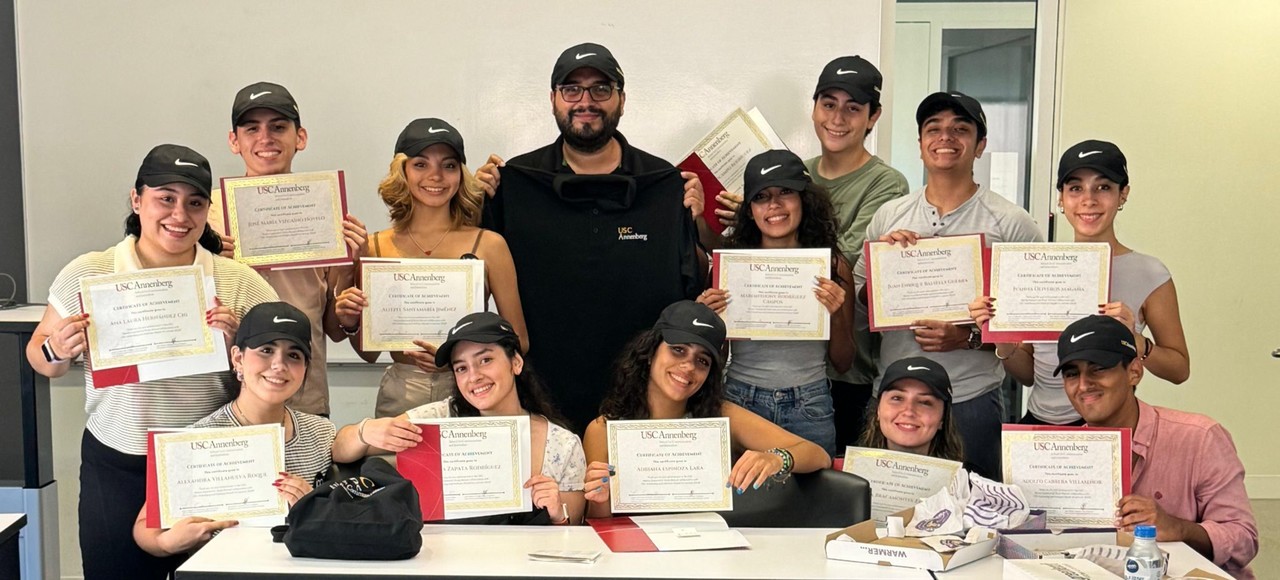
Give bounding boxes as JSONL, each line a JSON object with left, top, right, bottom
{"left": 220, "top": 170, "right": 351, "bottom": 269}
{"left": 985, "top": 243, "right": 1112, "bottom": 342}
{"left": 398, "top": 416, "right": 532, "bottom": 521}
{"left": 843, "top": 447, "right": 963, "bottom": 520}
{"left": 1002, "top": 425, "right": 1132, "bottom": 528}
{"left": 713, "top": 248, "right": 831, "bottom": 340}
{"left": 607, "top": 418, "right": 732, "bottom": 513}
{"left": 864, "top": 234, "right": 985, "bottom": 330}
{"left": 359, "top": 258, "right": 486, "bottom": 352}
{"left": 677, "top": 107, "right": 787, "bottom": 235}
{"left": 80, "top": 265, "right": 216, "bottom": 371}
{"left": 148, "top": 425, "right": 287, "bottom": 528}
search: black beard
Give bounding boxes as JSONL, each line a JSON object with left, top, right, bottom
{"left": 557, "top": 106, "right": 621, "bottom": 153}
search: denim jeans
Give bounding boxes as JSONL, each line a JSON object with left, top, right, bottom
{"left": 724, "top": 377, "right": 838, "bottom": 457}
{"left": 952, "top": 388, "right": 1005, "bottom": 481}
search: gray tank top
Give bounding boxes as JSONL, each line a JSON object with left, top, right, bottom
{"left": 726, "top": 339, "right": 828, "bottom": 388}
{"left": 1027, "top": 251, "right": 1172, "bottom": 423}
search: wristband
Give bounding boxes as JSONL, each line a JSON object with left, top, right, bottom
{"left": 556, "top": 503, "right": 571, "bottom": 525}
{"left": 339, "top": 321, "right": 360, "bottom": 336}
{"left": 994, "top": 344, "right": 1014, "bottom": 361}
{"left": 357, "top": 418, "right": 371, "bottom": 446}
{"left": 41, "top": 337, "right": 66, "bottom": 364}
{"left": 767, "top": 447, "right": 794, "bottom": 483}
{"left": 1140, "top": 336, "right": 1154, "bottom": 361}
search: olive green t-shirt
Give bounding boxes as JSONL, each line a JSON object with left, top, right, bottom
{"left": 805, "top": 155, "right": 909, "bottom": 385}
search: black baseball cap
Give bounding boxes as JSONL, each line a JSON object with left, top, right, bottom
{"left": 1056, "top": 139, "right": 1129, "bottom": 189}
{"left": 394, "top": 118, "right": 466, "bottom": 164}
{"left": 652, "top": 301, "right": 726, "bottom": 366}
{"left": 877, "top": 357, "right": 953, "bottom": 404}
{"left": 232, "top": 82, "right": 300, "bottom": 126}
{"left": 236, "top": 302, "right": 313, "bottom": 360}
{"left": 743, "top": 149, "right": 811, "bottom": 198}
{"left": 551, "top": 43, "right": 625, "bottom": 89}
{"left": 136, "top": 144, "right": 213, "bottom": 198}
{"left": 916, "top": 91, "right": 988, "bottom": 142}
{"left": 434, "top": 312, "right": 520, "bottom": 367}
{"left": 1053, "top": 315, "right": 1138, "bottom": 376}
{"left": 813, "top": 55, "right": 882, "bottom": 104}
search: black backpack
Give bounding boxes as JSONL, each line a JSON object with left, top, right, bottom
{"left": 280, "top": 457, "right": 423, "bottom": 560}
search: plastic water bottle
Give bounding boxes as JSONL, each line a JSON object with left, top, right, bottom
{"left": 1124, "top": 524, "right": 1163, "bottom": 580}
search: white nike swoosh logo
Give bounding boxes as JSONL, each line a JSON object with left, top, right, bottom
{"left": 499, "top": 324, "right": 511, "bottom": 332}
{"left": 427, "top": 127, "right": 449, "bottom": 134}
{"left": 272, "top": 316, "right": 297, "bottom": 324}
{"left": 174, "top": 159, "right": 199, "bottom": 167}
{"left": 249, "top": 91, "right": 271, "bottom": 100}
{"left": 450, "top": 321, "right": 474, "bottom": 335}
{"left": 1069, "top": 331, "right": 1096, "bottom": 343}
{"left": 760, "top": 164, "right": 782, "bottom": 175}
{"left": 906, "top": 365, "right": 929, "bottom": 371}
{"left": 835, "top": 69, "right": 857, "bottom": 75}
{"left": 1078, "top": 151, "right": 1103, "bottom": 158}
{"left": 575, "top": 53, "right": 596, "bottom": 59}
{"left": 691, "top": 319, "right": 714, "bottom": 329}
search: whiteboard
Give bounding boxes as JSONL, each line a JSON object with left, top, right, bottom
{"left": 17, "top": 0, "right": 885, "bottom": 362}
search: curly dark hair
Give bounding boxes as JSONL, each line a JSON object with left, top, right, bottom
{"left": 598, "top": 328, "right": 725, "bottom": 421}
{"left": 725, "top": 182, "right": 848, "bottom": 282}
{"left": 446, "top": 336, "right": 572, "bottom": 431}
{"left": 856, "top": 396, "right": 965, "bottom": 463}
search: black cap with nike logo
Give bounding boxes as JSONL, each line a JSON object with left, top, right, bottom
{"left": 1053, "top": 315, "right": 1137, "bottom": 376}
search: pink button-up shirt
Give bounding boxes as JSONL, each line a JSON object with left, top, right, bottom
{"left": 1130, "top": 399, "right": 1258, "bottom": 579}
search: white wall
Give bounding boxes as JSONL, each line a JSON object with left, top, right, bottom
{"left": 1055, "top": 0, "right": 1280, "bottom": 496}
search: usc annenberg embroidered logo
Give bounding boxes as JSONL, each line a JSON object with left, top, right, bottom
{"left": 617, "top": 226, "right": 648, "bottom": 241}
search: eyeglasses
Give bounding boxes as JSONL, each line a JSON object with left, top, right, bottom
{"left": 556, "top": 83, "right": 618, "bottom": 103}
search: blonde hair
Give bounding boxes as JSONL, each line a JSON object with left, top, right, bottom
{"left": 377, "top": 153, "right": 484, "bottom": 230}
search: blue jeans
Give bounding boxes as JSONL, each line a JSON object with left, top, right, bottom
{"left": 724, "top": 377, "right": 838, "bottom": 457}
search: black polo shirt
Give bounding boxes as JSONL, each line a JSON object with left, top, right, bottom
{"left": 483, "top": 133, "right": 701, "bottom": 431}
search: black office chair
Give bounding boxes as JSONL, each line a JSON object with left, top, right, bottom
{"left": 716, "top": 468, "right": 870, "bottom": 528}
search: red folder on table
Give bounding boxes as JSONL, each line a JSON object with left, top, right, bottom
{"left": 395, "top": 424, "right": 444, "bottom": 521}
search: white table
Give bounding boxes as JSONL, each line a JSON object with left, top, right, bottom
{"left": 176, "top": 525, "right": 1231, "bottom": 579}
{"left": 0, "top": 513, "right": 27, "bottom": 579}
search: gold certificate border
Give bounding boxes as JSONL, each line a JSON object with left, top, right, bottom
{"left": 1001, "top": 430, "right": 1124, "bottom": 527}
{"left": 867, "top": 235, "right": 984, "bottom": 328}
{"left": 694, "top": 108, "right": 772, "bottom": 156}
{"left": 155, "top": 425, "right": 286, "bottom": 527}
{"left": 426, "top": 417, "right": 526, "bottom": 512}
{"left": 360, "top": 261, "right": 483, "bottom": 352}
{"left": 224, "top": 170, "right": 348, "bottom": 268}
{"left": 989, "top": 243, "right": 1112, "bottom": 332}
{"left": 843, "top": 446, "right": 965, "bottom": 473}
{"left": 718, "top": 253, "right": 830, "bottom": 339}
{"left": 81, "top": 265, "right": 214, "bottom": 369}
{"left": 607, "top": 418, "right": 732, "bottom": 512}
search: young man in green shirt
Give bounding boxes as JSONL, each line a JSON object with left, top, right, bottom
{"left": 808, "top": 56, "right": 909, "bottom": 450}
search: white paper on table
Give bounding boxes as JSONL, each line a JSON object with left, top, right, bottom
{"left": 630, "top": 513, "right": 749, "bottom": 551}
{"left": 607, "top": 418, "right": 732, "bottom": 513}
{"left": 715, "top": 248, "right": 831, "bottom": 340}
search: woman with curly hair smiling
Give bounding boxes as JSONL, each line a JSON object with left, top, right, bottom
{"left": 582, "top": 301, "right": 830, "bottom": 519}
{"left": 335, "top": 118, "right": 528, "bottom": 418}
{"left": 696, "top": 149, "right": 855, "bottom": 457}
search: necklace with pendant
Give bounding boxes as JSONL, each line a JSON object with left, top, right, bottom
{"left": 406, "top": 228, "right": 453, "bottom": 256}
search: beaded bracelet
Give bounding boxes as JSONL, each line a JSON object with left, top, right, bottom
{"left": 767, "top": 447, "right": 794, "bottom": 483}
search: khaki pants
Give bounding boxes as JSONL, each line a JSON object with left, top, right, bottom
{"left": 375, "top": 362, "right": 457, "bottom": 418}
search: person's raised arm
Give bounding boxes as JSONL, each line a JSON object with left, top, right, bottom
{"left": 132, "top": 504, "right": 237, "bottom": 558}
{"left": 968, "top": 296, "right": 1033, "bottom": 384}
{"left": 331, "top": 414, "right": 422, "bottom": 463}
{"left": 25, "top": 305, "right": 88, "bottom": 379}
{"left": 824, "top": 257, "right": 856, "bottom": 373}
{"left": 1133, "top": 279, "right": 1190, "bottom": 384}
{"left": 723, "top": 402, "right": 830, "bottom": 492}
{"left": 582, "top": 417, "right": 615, "bottom": 519}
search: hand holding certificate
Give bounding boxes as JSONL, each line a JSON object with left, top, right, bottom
{"left": 677, "top": 107, "right": 787, "bottom": 234}
{"left": 397, "top": 416, "right": 532, "bottom": 521}
{"left": 985, "top": 243, "right": 1111, "bottom": 342}
{"left": 146, "top": 425, "right": 287, "bottom": 528}
{"left": 220, "top": 170, "right": 351, "bottom": 269}
{"left": 607, "top": 418, "right": 733, "bottom": 513}
{"left": 359, "top": 258, "right": 486, "bottom": 352}
{"left": 713, "top": 249, "right": 831, "bottom": 340}
{"left": 865, "top": 235, "right": 985, "bottom": 330}
{"left": 1002, "top": 425, "right": 1132, "bottom": 528}
{"left": 843, "top": 447, "right": 962, "bottom": 520}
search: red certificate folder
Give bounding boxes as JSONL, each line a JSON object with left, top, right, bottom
{"left": 981, "top": 244, "right": 1112, "bottom": 343}
{"left": 677, "top": 153, "right": 730, "bottom": 236}
{"left": 395, "top": 424, "right": 445, "bottom": 521}
{"left": 588, "top": 517, "right": 660, "bottom": 552}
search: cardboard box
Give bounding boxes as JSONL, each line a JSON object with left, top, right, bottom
{"left": 998, "top": 528, "right": 1131, "bottom": 560}
{"left": 824, "top": 508, "right": 997, "bottom": 572}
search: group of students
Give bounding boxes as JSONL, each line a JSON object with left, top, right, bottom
{"left": 23, "top": 40, "right": 1257, "bottom": 580}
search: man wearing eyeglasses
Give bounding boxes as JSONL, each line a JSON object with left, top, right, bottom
{"left": 477, "top": 42, "right": 705, "bottom": 432}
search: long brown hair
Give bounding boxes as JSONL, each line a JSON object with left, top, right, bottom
{"left": 598, "top": 329, "right": 725, "bottom": 421}
{"left": 857, "top": 396, "right": 965, "bottom": 463}
{"left": 377, "top": 153, "right": 483, "bottom": 230}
